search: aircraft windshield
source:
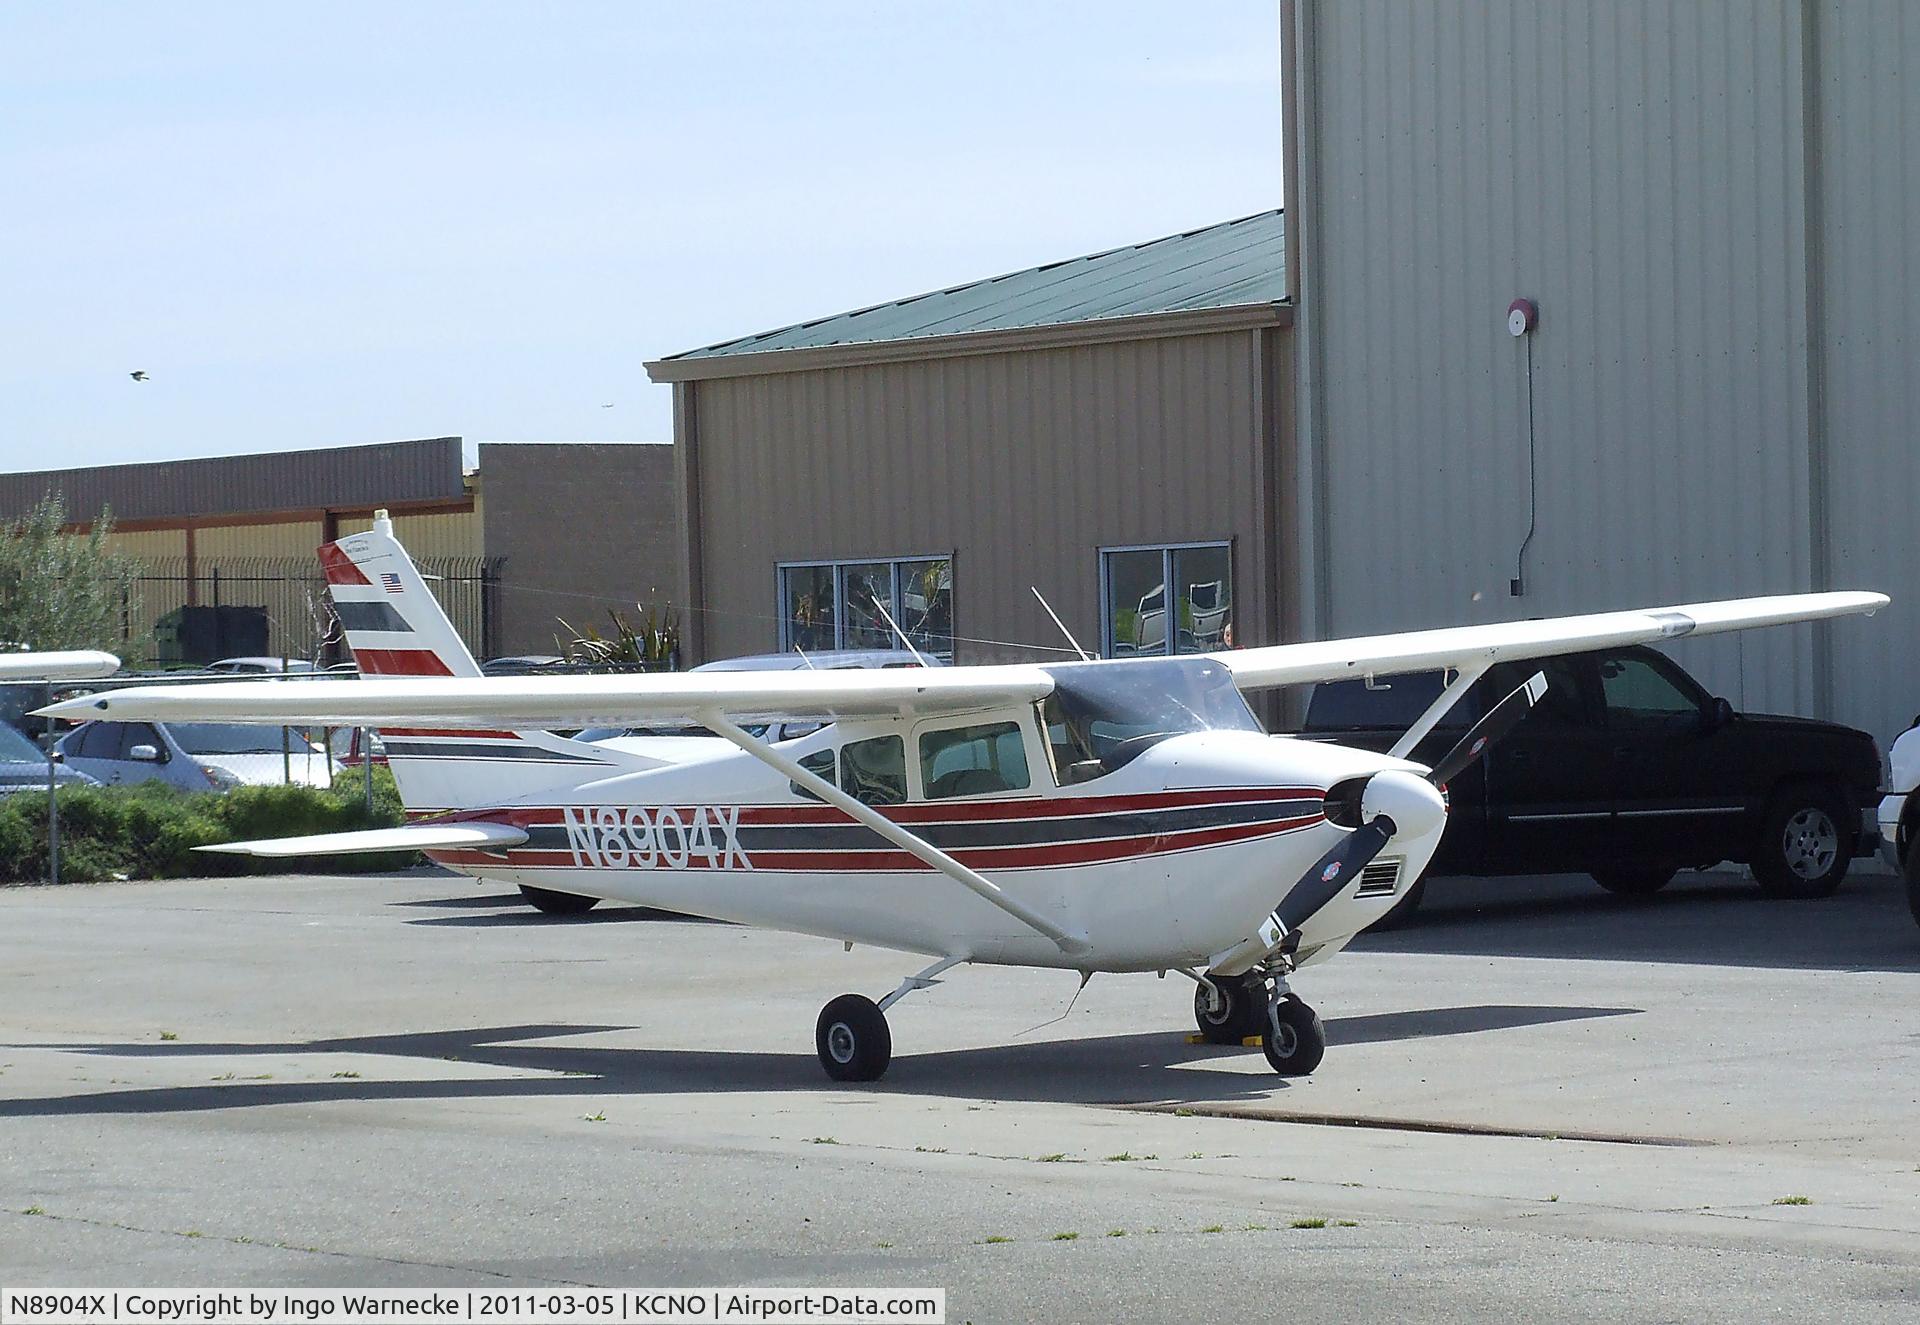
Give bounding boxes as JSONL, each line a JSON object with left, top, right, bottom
{"left": 1040, "top": 657, "right": 1263, "bottom": 783}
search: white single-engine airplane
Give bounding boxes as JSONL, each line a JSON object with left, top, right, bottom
{"left": 41, "top": 515, "right": 1886, "bottom": 1082}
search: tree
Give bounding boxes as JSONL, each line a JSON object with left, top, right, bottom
{"left": 0, "top": 496, "right": 144, "bottom": 654}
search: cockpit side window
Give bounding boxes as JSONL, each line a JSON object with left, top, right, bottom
{"left": 839, "top": 735, "right": 908, "bottom": 805}
{"left": 919, "top": 720, "right": 1031, "bottom": 799}
{"left": 789, "top": 746, "right": 836, "bottom": 802}
{"left": 1041, "top": 696, "right": 1106, "bottom": 788}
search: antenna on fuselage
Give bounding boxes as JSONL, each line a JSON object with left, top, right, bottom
{"left": 793, "top": 645, "right": 817, "bottom": 670}
{"left": 1031, "top": 587, "right": 1092, "bottom": 662}
{"left": 869, "top": 598, "right": 930, "bottom": 667}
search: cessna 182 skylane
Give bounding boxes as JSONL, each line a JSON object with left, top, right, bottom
{"left": 41, "top": 514, "right": 1887, "bottom": 1082}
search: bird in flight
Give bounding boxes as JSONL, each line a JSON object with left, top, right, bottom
{"left": 129, "top": 371, "right": 149, "bottom": 382}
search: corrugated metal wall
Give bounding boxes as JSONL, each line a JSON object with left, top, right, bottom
{"left": 689, "top": 331, "right": 1284, "bottom": 665}
{"left": 1819, "top": 0, "right": 1920, "bottom": 737}
{"left": 1296, "top": 0, "right": 1863, "bottom": 726}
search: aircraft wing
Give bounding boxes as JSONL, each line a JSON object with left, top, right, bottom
{"left": 36, "top": 664, "right": 1058, "bottom": 730}
{"left": 1213, "top": 591, "right": 1889, "bottom": 691}
{"left": 0, "top": 650, "right": 120, "bottom": 682}
{"left": 198, "top": 822, "right": 529, "bottom": 858}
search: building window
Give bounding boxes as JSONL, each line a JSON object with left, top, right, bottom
{"left": 778, "top": 557, "right": 954, "bottom": 660}
{"left": 1099, "top": 542, "right": 1233, "bottom": 657}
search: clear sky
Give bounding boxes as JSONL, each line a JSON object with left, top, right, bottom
{"left": 2, "top": 2, "right": 1281, "bottom": 470}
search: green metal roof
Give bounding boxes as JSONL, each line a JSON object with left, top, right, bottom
{"left": 665, "top": 210, "right": 1285, "bottom": 362}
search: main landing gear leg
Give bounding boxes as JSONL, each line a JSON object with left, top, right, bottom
{"left": 1260, "top": 967, "right": 1326, "bottom": 1076}
{"left": 816, "top": 956, "right": 963, "bottom": 1084}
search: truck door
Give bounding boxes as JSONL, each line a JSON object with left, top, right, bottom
{"left": 1479, "top": 655, "right": 1614, "bottom": 872}
{"left": 1596, "top": 647, "right": 1743, "bottom": 865}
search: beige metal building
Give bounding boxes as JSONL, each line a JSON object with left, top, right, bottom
{"left": 1283, "top": 0, "right": 1919, "bottom": 740}
{"left": 646, "top": 213, "right": 1293, "bottom": 669}
{"left": 0, "top": 437, "right": 680, "bottom": 662}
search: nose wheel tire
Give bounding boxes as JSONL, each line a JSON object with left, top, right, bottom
{"left": 816, "top": 994, "right": 892, "bottom": 1082}
{"left": 1193, "top": 972, "right": 1269, "bottom": 1044}
{"left": 1261, "top": 994, "right": 1326, "bottom": 1076}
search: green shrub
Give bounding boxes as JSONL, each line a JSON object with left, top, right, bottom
{"left": 0, "top": 767, "right": 420, "bottom": 884}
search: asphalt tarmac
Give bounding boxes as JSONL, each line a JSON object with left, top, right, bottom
{"left": 3, "top": 867, "right": 1919, "bottom": 1323}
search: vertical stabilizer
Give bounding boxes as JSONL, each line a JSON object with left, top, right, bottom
{"left": 319, "top": 511, "right": 629, "bottom": 810}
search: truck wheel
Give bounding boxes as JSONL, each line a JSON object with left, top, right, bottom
{"left": 1368, "top": 873, "right": 1427, "bottom": 930}
{"left": 1592, "top": 868, "right": 1676, "bottom": 896}
{"left": 1906, "top": 839, "right": 1920, "bottom": 929}
{"left": 1752, "top": 783, "right": 1852, "bottom": 899}
{"left": 519, "top": 885, "right": 601, "bottom": 915}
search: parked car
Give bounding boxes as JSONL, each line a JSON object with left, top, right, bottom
{"left": 205, "top": 657, "right": 319, "bottom": 674}
{"left": 1298, "top": 644, "right": 1882, "bottom": 921}
{"left": 481, "top": 655, "right": 566, "bottom": 675}
{"left": 1877, "top": 717, "right": 1920, "bottom": 925}
{"left": 58, "top": 720, "right": 337, "bottom": 791}
{"left": 0, "top": 722, "right": 98, "bottom": 792}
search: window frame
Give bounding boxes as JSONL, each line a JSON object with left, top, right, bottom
{"left": 1097, "top": 540, "right": 1234, "bottom": 659}
{"left": 775, "top": 553, "right": 956, "bottom": 660}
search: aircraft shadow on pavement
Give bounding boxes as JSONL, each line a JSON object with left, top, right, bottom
{"left": 0, "top": 1003, "right": 1636, "bottom": 1119}
{"left": 386, "top": 894, "right": 727, "bottom": 927}
{"left": 1353, "top": 870, "right": 1920, "bottom": 973}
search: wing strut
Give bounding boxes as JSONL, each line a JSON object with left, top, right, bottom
{"left": 699, "top": 712, "right": 1090, "bottom": 956}
{"left": 1386, "top": 663, "right": 1489, "bottom": 760}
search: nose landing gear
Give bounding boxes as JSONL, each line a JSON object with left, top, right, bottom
{"left": 1261, "top": 990, "right": 1327, "bottom": 1075}
{"left": 1188, "top": 966, "right": 1328, "bottom": 1076}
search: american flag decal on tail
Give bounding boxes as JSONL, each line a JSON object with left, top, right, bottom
{"left": 380, "top": 572, "right": 404, "bottom": 594}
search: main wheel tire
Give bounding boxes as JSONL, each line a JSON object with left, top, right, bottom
{"left": 1261, "top": 994, "right": 1326, "bottom": 1076}
{"left": 1752, "top": 783, "right": 1853, "bottom": 899}
{"left": 1592, "top": 867, "right": 1677, "bottom": 896}
{"left": 1368, "top": 873, "right": 1428, "bottom": 930}
{"left": 1193, "top": 973, "right": 1268, "bottom": 1044}
{"left": 816, "top": 993, "right": 892, "bottom": 1082}
{"left": 519, "top": 885, "right": 600, "bottom": 915}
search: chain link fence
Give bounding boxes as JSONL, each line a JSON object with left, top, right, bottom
{"left": 130, "top": 555, "right": 502, "bottom": 665}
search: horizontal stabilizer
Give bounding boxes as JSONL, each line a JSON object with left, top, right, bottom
{"left": 197, "top": 821, "right": 528, "bottom": 858}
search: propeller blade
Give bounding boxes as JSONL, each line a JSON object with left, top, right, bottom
{"left": 1426, "top": 670, "right": 1548, "bottom": 788}
{"left": 1273, "top": 814, "right": 1396, "bottom": 939}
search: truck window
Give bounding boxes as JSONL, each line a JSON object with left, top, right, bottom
{"left": 1486, "top": 656, "right": 1595, "bottom": 728}
{"left": 1598, "top": 653, "right": 1703, "bottom": 725}
{"left": 1304, "top": 672, "right": 1468, "bottom": 731}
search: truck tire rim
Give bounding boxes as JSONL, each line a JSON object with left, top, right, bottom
{"left": 827, "top": 1023, "right": 857, "bottom": 1065}
{"left": 1783, "top": 808, "right": 1838, "bottom": 879}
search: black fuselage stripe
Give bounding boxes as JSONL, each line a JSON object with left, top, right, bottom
{"left": 384, "top": 742, "right": 609, "bottom": 764}
{"left": 518, "top": 799, "right": 1319, "bottom": 853}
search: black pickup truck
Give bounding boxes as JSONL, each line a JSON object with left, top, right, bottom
{"left": 1298, "top": 645, "right": 1881, "bottom": 920}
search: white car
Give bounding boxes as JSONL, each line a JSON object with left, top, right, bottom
{"left": 57, "top": 720, "right": 336, "bottom": 791}
{"left": 205, "top": 657, "right": 319, "bottom": 674}
{"left": 1878, "top": 720, "right": 1920, "bottom": 869}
